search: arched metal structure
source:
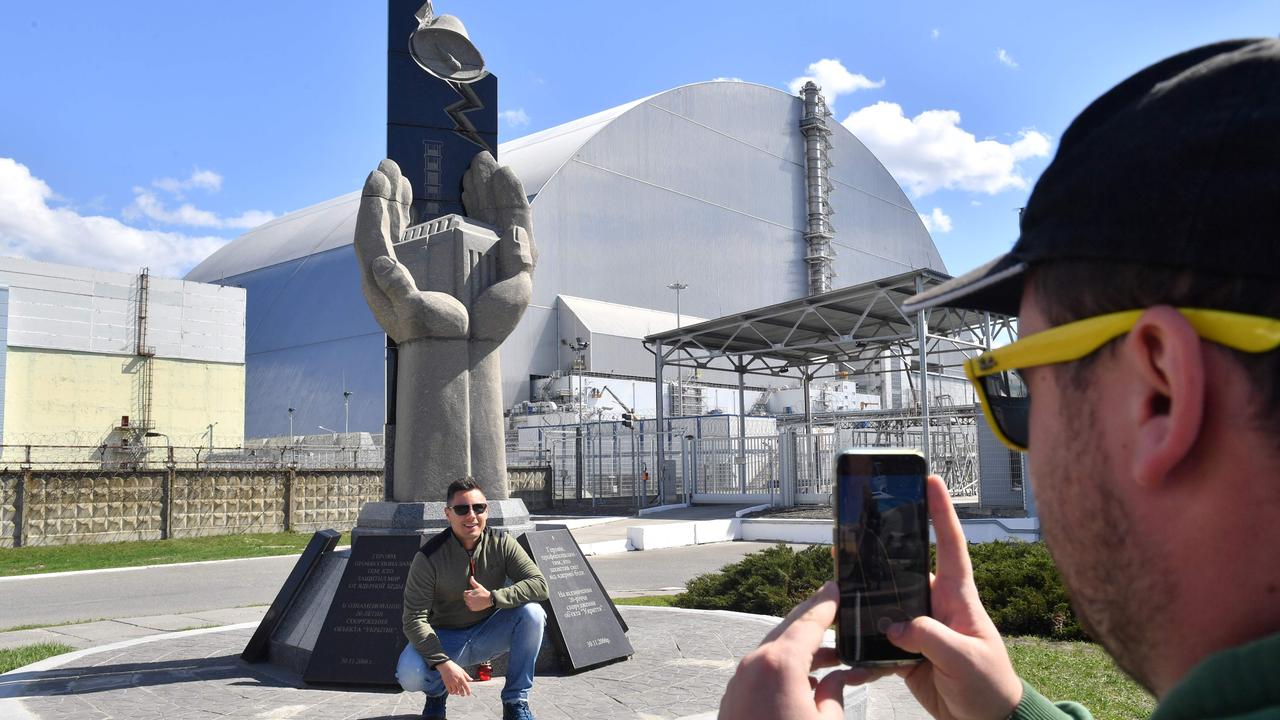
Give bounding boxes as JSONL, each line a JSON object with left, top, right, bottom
{"left": 186, "top": 81, "right": 946, "bottom": 439}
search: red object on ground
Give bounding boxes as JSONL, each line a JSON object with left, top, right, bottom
{"left": 476, "top": 662, "right": 492, "bottom": 681}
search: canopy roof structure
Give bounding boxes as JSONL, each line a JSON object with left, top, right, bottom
{"left": 644, "top": 269, "right": 1014, "bottom": 378}
{"left": 643, "top": 269, "right": 1017, "bottom": 483}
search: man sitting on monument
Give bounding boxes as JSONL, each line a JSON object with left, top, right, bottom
{"left": 397, "top": 478, "right": 549, "bottom": 720}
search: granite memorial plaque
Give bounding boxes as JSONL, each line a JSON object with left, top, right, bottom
{"left": 242, "top": 529, "right": 340, "bottom": 662}
{"left": 519, "top": 529, "right": 632, "bottom": 672}
{"left": 303, "top": 533, "right": 421, "bottom": 685}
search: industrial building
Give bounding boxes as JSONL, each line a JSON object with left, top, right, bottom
{"left": 186, "top": 80, "right": 954, "bottom": 441}
{"left": 0, "top": 257, "right": 246, "bottom": 465}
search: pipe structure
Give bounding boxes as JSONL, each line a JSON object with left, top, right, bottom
{"left": 800, "top": 82, "right": 835, "bottom": 295}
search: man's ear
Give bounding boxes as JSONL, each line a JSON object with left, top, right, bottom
{"left": 1121, "top": 306, "right": 1206, "bottom": 487}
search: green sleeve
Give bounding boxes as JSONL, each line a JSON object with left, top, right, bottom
{"left": 402, "top": 552, "right": 449, "bottom": 667}
{"left": 491, "top": 533, "right": 549, "bottom": 608}
{"left": 1011, "top": 679, "right": 1095, "bottom": 720}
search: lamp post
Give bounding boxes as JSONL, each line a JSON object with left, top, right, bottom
{"left": 205, "top": 422, "right": 218, "bottom": 453}
{"left": 343, "top": 390, "right": 352, "bottom": 434}
{"left": 562, "top": 337, "right": 590, "bottom": 501}
{"left": 145, "top": 431, "right": 171, "bottom": 468}
{"left": 288, "top": 407, "right": 295, "bottom": 440}
{"left": 667, "top": 281, "right": 688, "bottom": 416}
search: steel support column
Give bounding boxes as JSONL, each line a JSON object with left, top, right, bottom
{"left": 915, "top": 275, "right": 931, "bottom": 462}
{"left": 653, "top": 340, "right": 665, "bottom": 503}
{"left": 803, "top": 371, "right": 816, "bottom": 482}
{"left": 737, "top": 368, "right": 748, "bottom": 493}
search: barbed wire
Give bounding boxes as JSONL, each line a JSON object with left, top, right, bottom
{"left": 0, "top": 443, "right": 385, "bottom": 471}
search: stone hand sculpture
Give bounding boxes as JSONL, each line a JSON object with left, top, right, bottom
{"left": 354, "top": 153, "right": 535, "bottom": 502}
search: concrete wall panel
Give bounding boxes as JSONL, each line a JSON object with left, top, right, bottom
{"left": 19, "top": 472, "right": 166, "bottom": 546}
{"left": 0, "top": 257, "right": 245, "bottom": 365}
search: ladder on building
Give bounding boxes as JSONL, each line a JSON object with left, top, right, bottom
{"left": 123, "top": 268, "right": 157, "bottom": 467}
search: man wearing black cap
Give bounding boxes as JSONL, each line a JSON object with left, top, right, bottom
{"left": 718, "top": 38, "right": 1280, "bottom": 720}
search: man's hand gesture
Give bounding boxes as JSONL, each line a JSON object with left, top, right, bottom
{"left": 717, "top": 476, "right": 1025, "bottom": 720}
{"left": 436, "top": 660, "right": 472, "bottom": 697}
{"left": 464, "top": 576, "right": 494, "bottom": 611}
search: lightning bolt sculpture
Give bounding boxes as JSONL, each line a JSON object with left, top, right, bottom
{"left": 444, "top": 80, "right": 492, "bottom": 154}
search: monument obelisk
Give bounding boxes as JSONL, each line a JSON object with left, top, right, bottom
{"left": 355, "top": 0, "right": 535, "bottom": 537}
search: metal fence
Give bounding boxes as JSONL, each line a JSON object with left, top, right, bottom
{"left": 672, "top": 417, "right": 982, "bottom": 506}
{"left": 686, "top": 436, "right": 779, "bottom": 496}
{"left": 519, "top": 428, "right": 688, "bottom": 509}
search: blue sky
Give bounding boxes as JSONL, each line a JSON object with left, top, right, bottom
{"left": 0, "top": 1, "right": 1274, "bottom": 279}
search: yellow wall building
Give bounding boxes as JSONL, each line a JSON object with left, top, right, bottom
{"left": 0, "top": 257, "right": 246, "bottom": 464}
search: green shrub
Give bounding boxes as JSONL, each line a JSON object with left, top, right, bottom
{"left": 674, "top": 541, "right": 1085, "bottom": 640}
{"left": 968, "top": 541, "right": 1086, "bottom": 641}
{"left": 674, "top": 544, "right": 832, "bottom": 616}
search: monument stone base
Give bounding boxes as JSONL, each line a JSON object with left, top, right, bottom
{"left": 354, "top": 498, "right": 534, "bottom": 539}
{"left": 248, "top": 499, "right": 535, "bottom": 685}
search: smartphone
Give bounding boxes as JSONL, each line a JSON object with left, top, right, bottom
{"left": 834, "top": 449, "right": 931, "bottom": 666}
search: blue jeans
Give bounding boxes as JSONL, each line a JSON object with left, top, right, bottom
{"left": 397, "top": 603, "right": 547, "bottom": 704}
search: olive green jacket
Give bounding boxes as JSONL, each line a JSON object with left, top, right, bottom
{"left": 401, "top": 528, "right": 548, "bottom": 667}
{"left": 1011, "top": 631, "right": 1280, "bottom": 720}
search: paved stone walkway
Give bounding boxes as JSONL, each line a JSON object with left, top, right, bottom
{"left": 0, "top": 606, "right": 927, "bottom": 720}
{"left": 0, "top": 608, "right": 269, "bottom": 652}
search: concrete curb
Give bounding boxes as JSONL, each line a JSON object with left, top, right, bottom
{"left": 0, "top": 550, "right": 352, "bottom": 583}
{"left": 586, "top": 513, "right": 1040, "bottom": 553}
{"left": 532, "top": 516, "right": 628, "bottom": 531}
{"left": 637, "top": 503, "right": 689, "bottom": 516}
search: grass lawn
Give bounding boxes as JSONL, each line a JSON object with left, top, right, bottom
{"left": 0, "top": 531, "right": 350, "bottom": 577}
{"left": 613, "top": 595, "right": 679, "bottom": 607}
{"left": 1007, "top": 637, "right": 1154, "bottom": 720}
{"left": 0, "top": 643, "right": 74, "bottom": 674}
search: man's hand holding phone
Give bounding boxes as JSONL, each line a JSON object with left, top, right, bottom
{"left": 717, "top": 475, "right": 1024, "bottom": 719}
{"left": 886, "top": 475, "right": 1024, "bottom": 720}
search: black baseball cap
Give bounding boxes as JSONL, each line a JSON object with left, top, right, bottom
{"left": 904, "top": 38, "right": 1280, "bottom": 317}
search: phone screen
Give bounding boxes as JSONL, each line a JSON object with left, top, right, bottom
{"left": 835, "top": 451, "right": 930, "bottom": 665}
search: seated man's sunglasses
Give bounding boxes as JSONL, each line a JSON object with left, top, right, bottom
{"left": 448, "top": 503, "right": 489, "bottom": 516}
{"left": 967, "top": 308, "right": 1280, "bottom": 452}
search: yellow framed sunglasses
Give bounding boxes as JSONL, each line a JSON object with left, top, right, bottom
{"left": 966, "top": 308, "right": 1280, "bottom": 452}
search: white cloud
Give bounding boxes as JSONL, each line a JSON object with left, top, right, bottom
{"left": 996, "top": 48, "right": 1019, "bottom": 69}
{"left": 153, "top": 169, "right": 223, "bottom": 195}
{"left": 918, "top": 207, "right": 953, "bottom": 234}
{"left": 931, "top": 28, "right": 941, "bottom": 41}
{"left": 712, "top": 76, "right": 745, "bottom": 82}
{"left": 788, "top": 59, "right": 884, "bottom": 109}
{"left": 499, "top": 108, "right": 530, "bottom": 127}
{"left": 121, "top": 167, "right": 274, "bottom": 230}
{"left": 841, "top": 101, "right": 1051, "bottom": 196}
{"left": 0, "top": 157, "right": 232, "bottom": 277}
{"left": 124, "top": 188, "right": 273, "bottom": 229}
